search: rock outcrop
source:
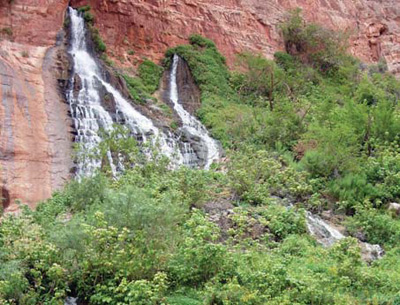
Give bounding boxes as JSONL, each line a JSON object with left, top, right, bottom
{"left": 0, "top": 0, "right": 72, "bottom": 211}
{"left": 70, "top": 0, "right": 400, "bottom": 75}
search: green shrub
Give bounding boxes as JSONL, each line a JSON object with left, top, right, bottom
{"left": 168, "top": 210, "right": 230, "bottom": 286}
{"left": 274, "top": 51, "right": 298, "bottom": 71}
{"left": 280, "top": 8, "right": 350, "bottom": 74}
{"left": 1, "top": 27, "right": 12, "bottom": 36}
{"left": 90, "top": 27, "right": 106, "bottom": 52}
{"left": 77, "top": 5, "right": 91, "bottom": 12}
{"left": 346, "top": 208, "right": 400, "bottom": 247}
{"left": 329, "top": 173, "right": 380, "bottom": 212}
{"left": 234, "top": 52, "right": 285, "bottom": 111}
{"left": 122, "top": 74, "right": 151, "bottom": 103}
{"left": 228, "top": 148, "right": 311, "bottom": 204}
{"left": 138, "top": 60, "right": 164, "bottom": 93}
{"left": 83, "top": 11, "right": 94, "bottom": 24}
{"left": 189, "top": 34, "right": 217, "bottom": 49}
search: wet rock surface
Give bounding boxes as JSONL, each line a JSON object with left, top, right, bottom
{"left": 175, "top": 57, "right": 201, "bottom": 115}
{"left": 388, "top": 202, "right": 400, "bottom": 217}
{"left": 306, "top": 211, "right": 384, "bottom": 262}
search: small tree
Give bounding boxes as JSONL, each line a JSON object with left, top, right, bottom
{"left": 234, "top": 52, "right": 284, "bottom": 111}
{"left": 280, "top": 8, "right": 350, "bottom": 74}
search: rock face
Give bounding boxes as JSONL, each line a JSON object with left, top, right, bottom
{"left": 1, "top": 0, "right": 400, "bottom": 209}
{"left": 0, "top": 0, "right": 72, "bottom": 211}
{"left": 70, "top": 0, "right": 400, "bottom": 74}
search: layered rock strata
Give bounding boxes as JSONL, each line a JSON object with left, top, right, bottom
{"left": 70, "top": 0, "right": 400, "bottom": 74}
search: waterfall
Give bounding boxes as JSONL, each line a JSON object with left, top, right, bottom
{"left": 64, "top": 297, "right": 77, "bottom": 305}
{"left": 67, "top": 8, "right": 182, "bottom": 177}
{"left": 169, "top": 54, "right": 220, "bottom": 169}
{"left": 306, "top": 212, "right": 345, "bottom": 247}
{"left": 306, "top": 211, "right": 384, "bottom": 260}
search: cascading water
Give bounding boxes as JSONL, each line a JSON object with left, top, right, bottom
{"left": 67, "top": 8, "right": 182, "bottom": 177}
{"left": 306, "top": 211, "right": 384, "bottom": 260}
{"left": 306, "top": 212, "right": 345, "bottom": 247}
{"left": 169, "top": 54, "right": 220, "bottom": 169}
{"left": 64, "top": 297, "right": 77, "bottom": 305}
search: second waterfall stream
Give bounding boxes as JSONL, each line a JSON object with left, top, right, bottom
{"left": 169, "top": 54, "right": 221, "bottom": 169}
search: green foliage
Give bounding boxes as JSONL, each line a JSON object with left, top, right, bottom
{"left": 120, "top": 59, "right": 163, "bottom": 104}
{"left": 83, "top": 11, "right": 94, "bottom": 24}
{"left": 122, "top": 74, "right": 153, "bottom": 103}
{"left": 281, "top": 8, "right": 350, "bottom": 74}
{"left": 77, "top": 5, "right": 95, "bottom": 24}
{"left": 274, "top": 51, "right": 298, "bottom": 71}
{"left": 189, "top": 34, "right": 217, "bottom": 49}
{"left": 1, "top": 27, "right": 12, "bottom": 36}
{"left": 138, "top": 60, "right": 164, "bottom": 93}
{"left": 90, "top": 27, "right": 106, "bottom": 53}
{"left": 346, "top": 208, "right": 400, "bottom": 247}
{"left": 77, "top": 5, "right": 91, "bottom": 12}
{"left": 228, "top": 148, "right": 311, "bottom": 204}
{"left": 168, "top": 210, "right": 229, "bottom": 286}
{"left": 233, "top": 52, "right": 285, "bottom": 111}
{"left": 90, "top": 272, "right": 168, "bottom": 305}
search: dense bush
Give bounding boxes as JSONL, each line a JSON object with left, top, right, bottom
{"left": 138, "top": 60, "right": 164, "bottom": 93}
{"left": 281, "top": 8, "right": 350, "bottom": 74}
{"left": 122, "top": 60, "right": 163, "bottom": 104}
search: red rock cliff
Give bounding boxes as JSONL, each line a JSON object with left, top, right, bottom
{"left": 70, "top": 0, "right": 400, "bottom": 74}
{"left": 0, "top": 0, "right": 72, "bottom": 211}
{"left": 1, "top": 0, "right": 400, "bottom": 210}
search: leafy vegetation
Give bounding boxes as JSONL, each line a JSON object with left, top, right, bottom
{"left": 1, "top": 27, "right": 12, "bottom": 37}
{"left": 138, "top": 60, "right": 164, "bottom": 93}
{"left": 2, "top": 9, "right": 400, "bottom": 305}
{"left": 77, "top": 5, "right": 105, "bottom": 53}
{"left": 122, "top": 60, "right": 163, "bottom": 104}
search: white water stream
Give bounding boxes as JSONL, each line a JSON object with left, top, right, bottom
{"left": 306, "top": 212, "right": 345, "bottom": 247}
{"left": 306, "top": 211, "right": 384, "bottom": 260}
{"left": 169, "top": 54, "right": 220, "bottom": 169}
{"left": 67, "top": 8, "right": 183, "bottom": 177}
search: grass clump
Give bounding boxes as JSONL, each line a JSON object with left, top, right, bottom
{"left": 138, "top": 60, "right": 164, "bottom": 93}
{"left": 122, "top": 60, "right": 164, "bottom": 104}
{"left": 1, "top": 27, "right": 12, "bottom": 36}
{"left": 77, "top": 5, "right": 91, "bottom": 12}
{"left": 122, "top": 74, "right": 150, "bottom": 104}
{"left": 77, "top": 5, "right": 94, "bottom": 24}
{"left": 90, "top": 27, "right": 106, "bottom": 53}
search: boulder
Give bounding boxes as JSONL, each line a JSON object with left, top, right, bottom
{"left": 388, "top": 202, "right": 400, "bottom": 217}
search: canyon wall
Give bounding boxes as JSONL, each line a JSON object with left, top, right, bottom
{"left": 70, "top": 0, "right": 400, "bottom": 74}
{"left": 1, "top": 0, "right": 400, "bottom": 209}
{"left": 0, "top": 0, "right": 72, "bottom": 211}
